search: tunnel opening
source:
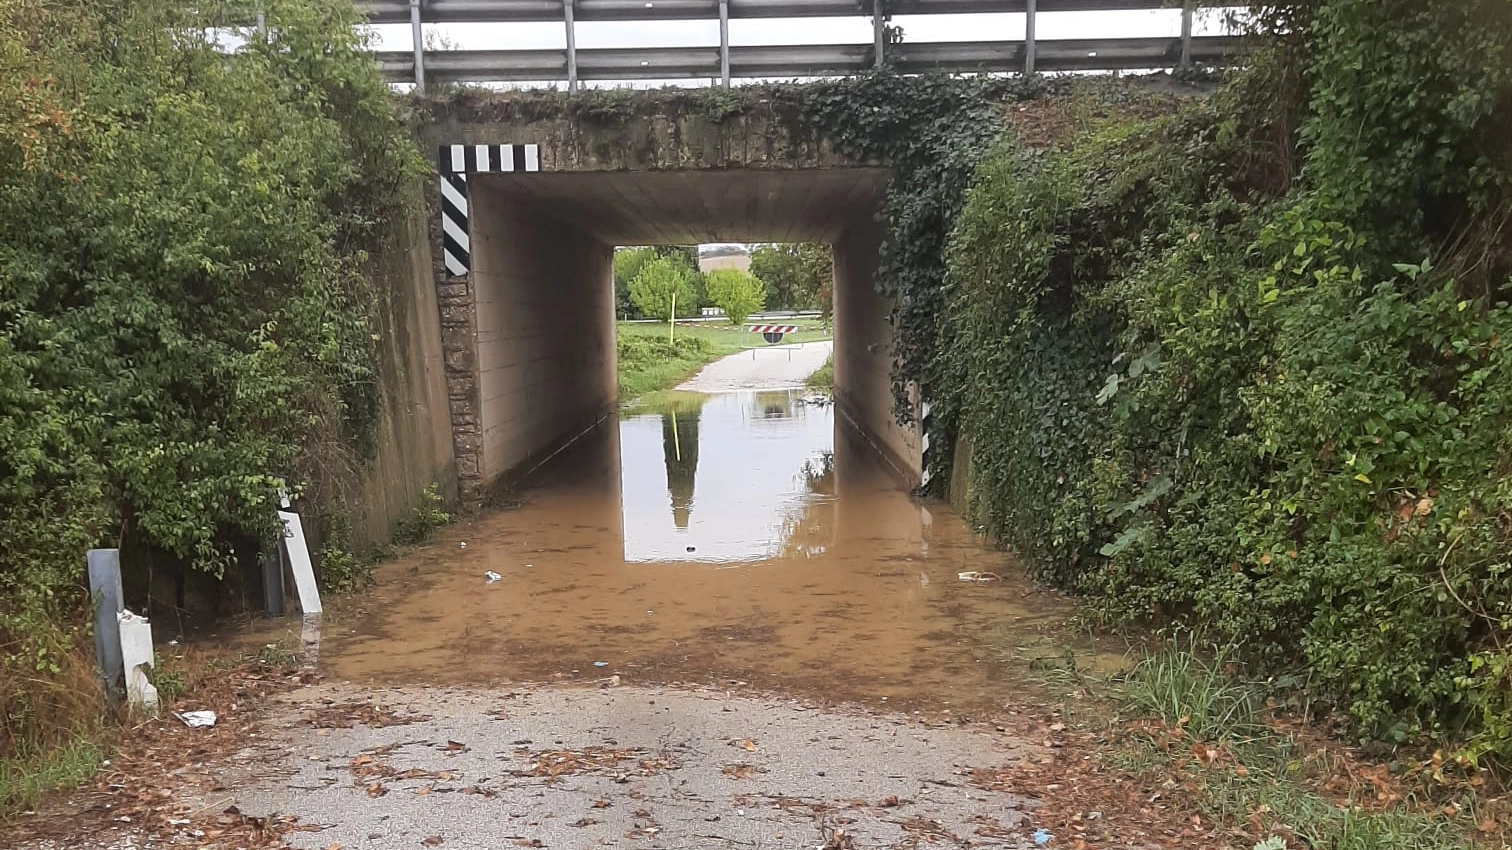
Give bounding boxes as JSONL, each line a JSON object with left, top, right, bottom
{"left": 457, "top": 167, "right": 921, "bottom": 505}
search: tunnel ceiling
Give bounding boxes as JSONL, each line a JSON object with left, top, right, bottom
{"left": 473, "top": 168, "right": 890, "bottom": 245}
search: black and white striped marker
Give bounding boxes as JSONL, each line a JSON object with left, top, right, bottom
{"left": 438, "top": 144, "right": 542, "bottom": 278}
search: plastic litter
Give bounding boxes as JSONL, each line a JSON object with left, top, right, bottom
{"left": 957, "top": 571, "right": 1003, "bottom": 583}
{"left": 176, "top": 710, "right": 217, "bottom": 728}
{"left": 484, "top": 571, "right": 502, "bottom": 583}
{"left": 1033, "top": 828, "right": 1053, "bottom": 846}
{"left": 593, "top": 661, "right": 609, "bottom": 668}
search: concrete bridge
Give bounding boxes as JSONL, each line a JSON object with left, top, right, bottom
{"left": 415, "top": 93, "right": 917, "bottom": 506}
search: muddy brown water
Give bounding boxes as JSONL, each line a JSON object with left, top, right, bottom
{"left": 253, "top": 390, "right": 1103, "bottom": 715}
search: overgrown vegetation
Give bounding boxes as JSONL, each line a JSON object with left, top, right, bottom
{"left": 616, "top": 333, "right": 718, "bottom": 400}
{"left": 806, "top": 357, "right": 834, "bottom": 394}
{"left": 1109, "top": 645, "right": 1475, "bottom": 849}
{"left": 857, "top": 0, "right": 1512, "bottom": 765}
{"left": 0, "top": 0, "right": 418, "bottom": 782}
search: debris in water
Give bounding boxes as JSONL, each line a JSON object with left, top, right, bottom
{"left": 484, "top": 571, "right": 502, "bottom": 583}
{"left": 175, "top": 710, "right": 217, "bottom": 728}
{"left": 957, "top": 571, "right": 1003, "bottom": 583}
{"left": 460, "top": 541, "right": 467, "bottom": 548}
{"left": 593, "top": 661, "right": 609, "bottom": 667}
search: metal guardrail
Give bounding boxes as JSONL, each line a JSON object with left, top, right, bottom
{"left": 357, "top": 0, "right": 1245, "bottom": 89}
{"left": 375, "top": 36, "right": 1245, "bottom": 83}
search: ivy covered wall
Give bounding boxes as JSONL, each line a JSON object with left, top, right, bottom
{"left": 804, "top": 1, "right": 1512, "bottom": 762}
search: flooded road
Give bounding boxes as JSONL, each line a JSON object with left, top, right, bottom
{"left": 318, "top": 390, "right": 1090, "bottom": 715}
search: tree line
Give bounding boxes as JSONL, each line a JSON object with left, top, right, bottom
{"left": 613, "top": 244, "right": 832, "bottom": 324}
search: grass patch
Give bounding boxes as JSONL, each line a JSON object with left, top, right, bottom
{"left": 616, "top": 331, "right": 721, "bottom": 399}
{"left": 1105, "top": 644, "right": 1478, "bottom": 850}
{"left": 805, "top": 355, "right": 834, "bottom": 393}
{"left": 0, "top": 737, "right": 107, "bottom": 817}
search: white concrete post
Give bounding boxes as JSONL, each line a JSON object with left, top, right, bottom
{"left": 118, "top": 610, "right": 159, "bottom": 714}
{"left": 87, "top": 548, "right": 124, "bottom": 702}
{"left": 278, "top": 507, "right": 322, "bottom": 615}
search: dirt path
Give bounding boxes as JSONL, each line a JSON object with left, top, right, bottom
{"left": 676, "top": 340, "right": 832, "bottom": 393}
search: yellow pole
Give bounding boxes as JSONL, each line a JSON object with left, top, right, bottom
{"left": 671, "top": 409, "right": 681, "bottom": 461}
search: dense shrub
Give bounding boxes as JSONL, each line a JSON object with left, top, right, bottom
{"left": 704, "top": 268, "right": 765, "bottom": 325}
{"left": 0, "top": 0, "right": 418, "bottom": 759}
{"left": 937, "top": 0, "right": 1512, "bottom": 760}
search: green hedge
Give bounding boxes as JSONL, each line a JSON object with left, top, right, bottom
{"left": 0, "top": 0, "right": 418, "bottom": 755}
{"left": 937, "top": 0, "right": 1512, "bottom": 761}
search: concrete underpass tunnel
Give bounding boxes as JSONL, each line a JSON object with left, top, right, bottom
{"left": 462, "top": 167, "right": 921, "bottom": 499}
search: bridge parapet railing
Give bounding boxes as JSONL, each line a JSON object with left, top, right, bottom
{"left": 354, "top": 0, "right": 1251, "bottom": 89}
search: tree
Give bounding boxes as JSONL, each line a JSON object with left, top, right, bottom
{"left": 629, "top": 257, "right": 700, "bottom": 321}
{"left": 749, "top": 243, "right": 833, "bottom": 316}
{"left": 704, "top": 269, "right": 765, "bottom": 325}
{"left": 613, "top": 247, "right": 658, "bottom": 318}
{"left": 614, "top": 246, "right": 700, "bottom": 319}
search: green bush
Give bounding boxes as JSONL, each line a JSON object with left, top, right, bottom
{"left": 616, "top": 333, "right": 713, "bottom": 399}
{"left": 704, "top": 268, "right": 765, "bottom": 325}
{"left": 629, "top": 256, "right": 701, "bottom": 321}
{"left": 935, "top": 0, "right": 1512, "bottom": 762}
{"left": 931, "top": 0, "right": 1512, "bottom": 753}
{"left": 0, "top": 0, "right": 418, "bottom": 761}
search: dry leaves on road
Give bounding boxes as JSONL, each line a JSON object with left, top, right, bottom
{"left": 510, "top": 746, "right": 680, "bottom": 783}
{"left": 720, "top": 763, "right": 768, "bottom": 779}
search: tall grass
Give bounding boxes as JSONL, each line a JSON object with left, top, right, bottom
{"left": 0, "top": 636, "right": 108, "bottom": 816}
{"left": 1114, "top": 643, "right": 1474, "bottom": 850}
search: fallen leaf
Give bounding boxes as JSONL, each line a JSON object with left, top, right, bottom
{"left": 422, "top": 836, "right": 443, "bottom": 847}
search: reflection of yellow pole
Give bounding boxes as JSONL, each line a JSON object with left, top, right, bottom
{"left": 669, "top": 289, "right": 677, "bottom": 343}
{"left": 671, "top": 409, "right": 681, "bottom": 461}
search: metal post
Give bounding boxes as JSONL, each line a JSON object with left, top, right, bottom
{"left": 1179, "top": 1, "right": 1193, "bottom": 72}
{"left": 1024, "top": 0, "right": 1036, "bottom": 75}
{"left": 409, "top": 0, "right": 425, "bottom": 90}
{"left": 262, "top": 545, "right": 285, "bottom": 617}
{"left": 87, "top": 549, "right": 124, "bottom": 702}
{"left": 872, "top": 0, "right": 885, "bottom": 69}
{"left": 718, "top": 0, "right": 731, "bottom": 89}
{"left": 564, "top": 0, "right": 579, "bottom": 93}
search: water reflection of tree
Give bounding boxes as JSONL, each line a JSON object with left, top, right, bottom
{"left": 661, "top": 409, "right": 700, "bottom": 529}
{"left": 777, "top": 451, "right": 836, "bottom": 558}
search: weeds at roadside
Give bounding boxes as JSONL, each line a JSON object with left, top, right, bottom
{"left": 394, "top": 483, "right": 453, "bottom": 545}
{"left": 805, "top": 356, "right": 834, "bottom": 394}
{"left": 1009, "top": 641, "right": 1485, "bottom": 849}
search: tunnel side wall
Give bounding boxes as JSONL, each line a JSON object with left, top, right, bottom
{"left": 469, "top": 185, "right": 617, "bottom": 493}
{"left": 348, "top": 192, "right": 460, "bottom": 544}
{"left": 832, "top": 222, "right": 922, "bottom": 488}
